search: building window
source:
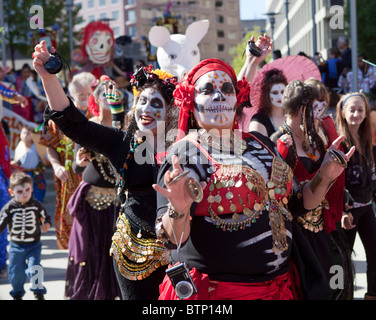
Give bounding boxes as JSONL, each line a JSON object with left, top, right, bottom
{"left": 112, "top": 11, "right": 119, "bottom": 20}
{"left": 113, "top": 27, "right": 120, "bottom": 37}
{"left": 127, "top": 0, "right": 135, "bottom": 4}
{"left": 129, "top": 26, "right": 137, "bottom": 37}
{"left": 127, "top": 10, "right": 136, "bottom": 22}
{"left": 218, "top": 44, "right": 225, "bottom": 52}
{"left": 88, "top": 14, "right": 95, "bottom": 22}
{"left": 215, "top": 1, "right": 223, "bottom": 7}
{"left": 99, "top": 0, "right": 106, "bottom": 6}
{"left": 99, "top": 13, "right": 106, "bottom": 20}
{"left": 217, "top": 30, "right": 224, "bottom": 38}
{"left": 216, "top": 15, "right": 224, "bottom": 23}
{"left": 88, "top": 0, "right": 94, "bottom": 8}
{"left": 111, "top": 0, "right": 119, "bottom": 3}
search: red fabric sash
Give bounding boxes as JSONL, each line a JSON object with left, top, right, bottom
{"left": 159, "top": 266, "right": 294, "bottom": 300}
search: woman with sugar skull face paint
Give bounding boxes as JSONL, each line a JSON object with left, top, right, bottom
{"left": 33, "top": 40, "right": 178, "bottom": 300}
{"left": 153, "top": 59, "right": 354, "bottom": 300}
{"left": 249, "top": 69, "right": 288, "bottom": 137}
{"left": 271, "top": 80, "right": 354, "bottom": 299}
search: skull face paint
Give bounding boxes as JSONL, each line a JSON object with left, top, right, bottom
{"left": 86, "top": 31, "right": 113, "bottom": 64}
{"left": 12, "top": 183, "right": 33, "bottom": 205}
{"left": 193, "top": 70, "right": 237, "bottom": 129}
{"left": 313, "top": 100, "right": 327, "bottom": 119}
{"left": 135, "top": 87, "right": 167, "bottom": 135}
{"left": 269, "top": 83, "right": 286, "bottom": 108}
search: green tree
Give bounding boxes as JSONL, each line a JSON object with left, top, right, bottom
{"left": 4, "top": 0, "right": 83, "bottom": 68}
{"left": 230, "top": 27, "right": 271, "bottom": 76}
{"left": 345, "top": 0, "right": 376, "bottom": 63}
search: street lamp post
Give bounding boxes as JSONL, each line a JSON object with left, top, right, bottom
{"left": 311, "top": 0, "right": 317, "bottom": 57}
{"left": 284, "top": 0, "right": 290, "bottom": 56}
{"left": 66, "top": 0, "right": 73, "bottom": 60}
{"left": 264, "top": 12, "right": 279, "bottom": 45}
{"left": 350, "top": 0, "right": 358, "bottom": 91}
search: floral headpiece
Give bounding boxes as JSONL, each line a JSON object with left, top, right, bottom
{"left": 173, "top": 58, "right": 250, "bottom": 141}
{"left": 130, "top": 65, "right": 177, "bottom": 105}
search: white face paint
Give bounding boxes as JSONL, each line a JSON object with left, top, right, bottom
{"left": 269, "top": 83, "right": 286, "bottom": 108}
{"left": 193, "top": 70, "right": 237, "bottom": 130}
{"left": 12, "top": 183, "right": 33, "bottom": 205}
{"left": 135, "top": 87, "right": 167, "bottom": 135}
{"left": 313, "top": 99, "right": 327, "bottom": 119}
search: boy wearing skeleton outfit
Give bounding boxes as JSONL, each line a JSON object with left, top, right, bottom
{"left": 0, "top": 171, "right": 51, "bottom": 300}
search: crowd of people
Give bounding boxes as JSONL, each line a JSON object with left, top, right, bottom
{"left": 0, "top": 28, "right": 375, "bottom": 302}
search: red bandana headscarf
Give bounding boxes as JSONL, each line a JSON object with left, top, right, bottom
{"left": 173, "top": 58, "right": 250, "bottom": 141}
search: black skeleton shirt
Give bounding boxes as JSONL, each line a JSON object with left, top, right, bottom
{"left": 0, "top": 198, "right": 51, "bottom": 244}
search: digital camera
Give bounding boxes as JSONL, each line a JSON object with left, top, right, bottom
{"left": 166, "top": 262, "right": 197, "bottom": 299}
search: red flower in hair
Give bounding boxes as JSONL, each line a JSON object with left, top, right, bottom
{"left": 236, "top": 77, "right": 250, "bottom": 106}
{"left": 173, "top": 79, "right": 195, "bottom": 112}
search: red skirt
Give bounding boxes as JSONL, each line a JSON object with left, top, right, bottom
{"left": 159, "top": 266, "right": 294, "bottom": 300}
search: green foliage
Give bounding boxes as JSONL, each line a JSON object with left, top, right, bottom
{"left": 344, "top": 0, "right": 376, "bottom": 62}
{"left": 4, "top": 0, "right": 83, "bottom": 66}
{"left": 56, "top": 138, "right": 75, "bottom": 171}
{"left": 230, "top": 27, "right": 271, "bottom": 75}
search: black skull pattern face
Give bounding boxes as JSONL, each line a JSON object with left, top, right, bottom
{"left": 193, "top": 70, "right": 237, "bottom": 130}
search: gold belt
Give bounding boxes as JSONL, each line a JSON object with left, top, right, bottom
{"left": 110, "top": 213, "right": 170, "bottom": 280}
{"left": 85, "top": 185, "right": 117, "bottom": 210}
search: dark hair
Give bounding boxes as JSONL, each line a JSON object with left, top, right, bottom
{"left": 259, "top": 69, "right": 288, "bottom": 117}
{"left": 9, "top": 172, "right": 33, "bottom": 190}
{"left": 283, "top": 80, "right": 321, "bottom": 152}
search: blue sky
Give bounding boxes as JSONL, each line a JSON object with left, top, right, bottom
{"left": 239, "top": 0, "right": 267, "bottom": 20}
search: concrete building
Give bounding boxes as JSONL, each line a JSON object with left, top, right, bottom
{"left": 74, "top": 0, "right": 242, "bottom": 64}
{"left": 265, "top": 0, "right": 346, "bottom": 59}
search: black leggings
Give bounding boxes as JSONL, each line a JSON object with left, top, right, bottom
{"left": 344, "top": 205, "right": 376, "bottom": 296}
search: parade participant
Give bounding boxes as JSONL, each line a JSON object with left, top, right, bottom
{"left": 68, "top": 72, "right": 96, "bottom": 117}
{"left": 12, "top": 126, "right": 49, "bottom": 203}
{"left": 0, "top": 124, "right": 11, "bottom": 278}
{"left": 32, "top": 40, "right": 176, "bottom": 300}
{"left": 39, "top": 72, "right": 94, "bottom": 250}
{"left": 271, "top": 79, "right": 353, "bottom": 299}
{"left": 62, "top": 78, "right": 121, "bottom": 300}
{"left": 152, "top": 58, "right": 354, "bottom": 300}
{"left": 336, "top": 92, "right": 376, "bottom": 300}
{"left": 248, "top": 69, "right": 288, "bottom": 137}
{"left": 0, "top": 172, "right": 51, "bottom": 300}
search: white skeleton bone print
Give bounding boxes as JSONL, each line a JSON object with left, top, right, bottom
{"left": 10, "top": 206, "right": 40, "bottom": 242}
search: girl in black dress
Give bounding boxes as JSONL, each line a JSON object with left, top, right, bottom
{"left": 336, "top": 92, "right": 376, "bottom": 300}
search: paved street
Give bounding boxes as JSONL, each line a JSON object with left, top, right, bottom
{"left": 0, "top": 168, "right": 370, "bottom": 300}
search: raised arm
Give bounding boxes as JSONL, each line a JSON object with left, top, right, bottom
{"left": 32, "top": 40, "right": 70, "bottom": 111}
{"left": 237, "top": 34, "right": 273, "bottom": 83}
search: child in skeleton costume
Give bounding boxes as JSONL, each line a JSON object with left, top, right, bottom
{"left": 0, "top": 172, "right": 51, "bottom": 300}
{"left": 271, "top": 79, "right": 353, "bottom": 299}
{"left": 32, "top": 40, "right": 177, "bottom": 300}
{"left": 153, "top": 59, "right": 355, "bottom": 300}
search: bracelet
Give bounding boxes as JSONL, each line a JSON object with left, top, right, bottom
{"left": 309, "top": 170, "right": 336, "bottom": 194}
{"left": 167, "top": 203, "right": 185, "bottom": 220}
